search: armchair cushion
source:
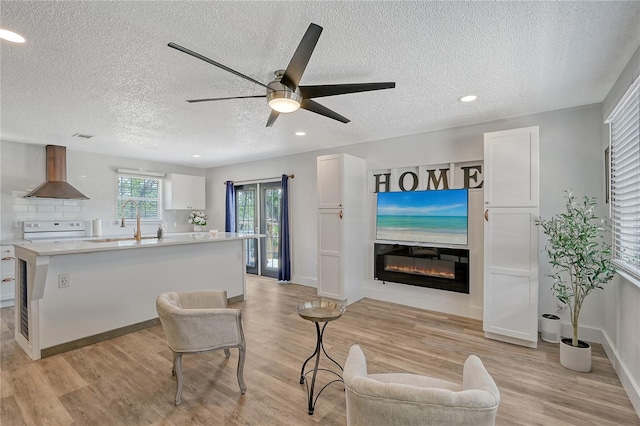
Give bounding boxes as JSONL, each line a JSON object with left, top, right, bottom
{"left": 156, "top": 291, "right": 242, "bottom": 353}
{"left": 344, "top": 344, "right": 500, "bottom": 426}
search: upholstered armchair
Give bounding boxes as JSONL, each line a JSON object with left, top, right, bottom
{"left": 156, "top": 290, "right": 246, "bottom": 405}
{"left": 343, "top": 344, "right": 500, "bottom": 426}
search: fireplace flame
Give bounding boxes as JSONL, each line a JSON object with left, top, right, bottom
{"left": 384, "top": 265, "right": 455, "bottom": 279}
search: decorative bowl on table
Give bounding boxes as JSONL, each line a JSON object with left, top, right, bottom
{"left": 296, "top": 300, "right": 346, "bottom": 322}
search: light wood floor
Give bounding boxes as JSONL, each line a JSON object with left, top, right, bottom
{"left": 1, "top": 276, "right": 638, "bottom": 425}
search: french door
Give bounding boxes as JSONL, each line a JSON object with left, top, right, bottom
{"left": 235, "top": 182, "right": 282, "bottom": 278}
{"left": 236, "top": 185, "right": 258, "bottom": 274}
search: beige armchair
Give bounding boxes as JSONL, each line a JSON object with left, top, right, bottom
{"left": 343, "top": 344, "right": 500, "bottom": 426}
{"left": 156, "top": 290, "right": 246, "bottom": 405}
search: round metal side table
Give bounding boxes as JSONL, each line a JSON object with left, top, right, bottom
{"left": 296, "top": 300, "right": 346, "bottom": 415}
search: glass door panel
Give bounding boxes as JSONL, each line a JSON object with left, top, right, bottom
{"left": 236, "top": 184, "right": 258, "bottom": 275}
{"left": 260, "top": 182, "right": 282, "bottom": 278}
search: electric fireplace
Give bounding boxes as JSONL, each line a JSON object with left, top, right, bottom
{"left": 374, "top": 243, "right": 469, "bottom": 293}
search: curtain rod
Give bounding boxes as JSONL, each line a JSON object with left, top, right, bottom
{"left": 223, "top": 174, "right": 294, "bottom": 185}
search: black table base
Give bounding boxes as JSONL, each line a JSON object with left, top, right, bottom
{"left": 299, "top": 321, "right": 343, "bottom": 415}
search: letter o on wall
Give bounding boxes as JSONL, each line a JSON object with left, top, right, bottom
{"left": 399, "top": 172, "right": 419, "bottom": 191}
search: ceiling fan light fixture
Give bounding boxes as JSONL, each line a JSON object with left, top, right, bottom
{"left": 267, "top": 73, "right": 302, "bottom": 113}
{"left": 267, "top": 90, "right": 302, "bottom": 113}
{"left": 268, "top": 96, "right": 301, "bottom": 113}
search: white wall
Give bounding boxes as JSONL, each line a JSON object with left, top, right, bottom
{"left": 206, "top": 151, "right": 320, "bottom": 286}
{"left": 0, "top": 140, "right": 205, "bottom": 241}
{"left": 205, "top": 103, "right": 604, "bottom": 322}
{"left": 601, "top": 44, "right": 640, "bottom": 416}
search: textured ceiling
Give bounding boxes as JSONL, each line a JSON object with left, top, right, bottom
{"left": 1, "top": 1, "right": 639, "bottom": 168}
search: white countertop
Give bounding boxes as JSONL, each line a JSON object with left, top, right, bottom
{"left": 13, "top": 232, "right": 264, "bottom": 256}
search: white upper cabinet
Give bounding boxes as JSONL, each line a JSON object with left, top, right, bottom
{"left": 484, "top": 126, "right": 539, "bottom": 208}
{"left": 317, "top": 154, "right": 344, "bottom": 208}
{"left": 165, "top": 174, "right": 206, "bottom": 210}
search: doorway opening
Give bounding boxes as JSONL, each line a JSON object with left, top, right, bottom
{"left": 235, "top": 182, "right": 282, "bottom": 278}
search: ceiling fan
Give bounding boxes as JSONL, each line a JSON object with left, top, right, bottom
{"left": 168, "top": 23, "right": 395, "bottom": 127}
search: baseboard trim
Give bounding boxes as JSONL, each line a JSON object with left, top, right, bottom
{"left": 41, "top": 318, "right": 160, "bottom": 358}
{"left": 484, "top": 331, "right": 538, "bottom": 348}
{"left": 0, "top": 298, "right": 15, "bottom": 309}
{"left": 228, "top": 294, "right": 244, "bottom": 305}
{"left": 601, "top": 330, "right": 640, "bottom": 418}
{"left": 291, "top": 274, "right": 317, "bottom": 288}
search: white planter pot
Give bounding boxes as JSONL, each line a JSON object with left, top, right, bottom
{"left": 560, "top": 338, "right": 591, "bottom": 372}
{"left": 540, "top": 314, "right": 561, "bottom": 343}
{"left": 193, "top": 225, "right": 204, "bottom": 232}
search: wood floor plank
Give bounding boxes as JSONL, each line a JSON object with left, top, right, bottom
{"left": 0, "top": 395, "right": 26, "bottom": 425}
{"left": 0, "top": 275, "right": 638, "bottom": 425}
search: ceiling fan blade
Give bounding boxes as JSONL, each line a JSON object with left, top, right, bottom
{"left": 186, "top": 95, "right": 266, "bottom": 103}
{"left": 280, "top": 24, "right": 323, "bottom": 90}
{"left": 266, "top": 110, "right": 280, "bottom": 127}
{"left": 168, "top": 42, "right": 270, "bottom": 90}
{"left": 300, "top": 82, "right": 396, "bottom": 99}
{"left": 300, "top": 99, "right": 350, "bottom": 124}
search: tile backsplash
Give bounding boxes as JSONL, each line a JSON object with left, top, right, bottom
{"left": 11, "top": 191, "right": 83, "bottom": 222}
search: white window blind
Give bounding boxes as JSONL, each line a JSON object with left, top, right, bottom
{"left": 606, "top": 75, "right": 640, "bottom": 282}
{"left": 116, "top": 173, "right": 163, "bottom": 221}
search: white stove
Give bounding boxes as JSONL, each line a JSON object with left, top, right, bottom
{"left": 23, "top": 220, "right": 87, "bottom": 242}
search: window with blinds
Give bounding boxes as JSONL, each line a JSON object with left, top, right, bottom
{"left": 606, "top": 75, "right": 640, "bottom": 283}
{"left": 116, "top": 173, "right": 163, "bottom": 220}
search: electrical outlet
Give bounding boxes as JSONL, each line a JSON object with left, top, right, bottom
{"left": 58, "top": 273, "right": 70, "bottom": 288}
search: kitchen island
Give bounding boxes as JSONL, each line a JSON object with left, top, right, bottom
{"left": 13, "top": 232, "right": 263, "bottom": 360}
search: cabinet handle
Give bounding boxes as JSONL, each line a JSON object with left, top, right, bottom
{"left": 2, "top": 278, "right": 14, "bottom": 282}
{"left": 484, "top": 210, "right": 489, "bottom": 222}
{"left": 2, "top": 256, "right": 14, "bottom": 261}
{"left": 339, "top": 210, "right": 343, "bottom": 219}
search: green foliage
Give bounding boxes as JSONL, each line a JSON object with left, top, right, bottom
{"left": 536, "top": 191, "right": 615, "bottom": 347}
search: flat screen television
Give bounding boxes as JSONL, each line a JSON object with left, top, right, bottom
{"left": 376, "top": 189, "right": 468, "bottom": 245}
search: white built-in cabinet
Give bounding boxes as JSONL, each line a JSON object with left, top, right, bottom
{"left": 164, "top": 173, "right": 206, "bottom": 210}
{"left": 483, "top": 126, "right": 539, "bottom": 348}
{"left": 317, "top": 154, "right": 366, "bottom": 304}
{"left": 1, "top": 245, "right": 16, "bottom": 308}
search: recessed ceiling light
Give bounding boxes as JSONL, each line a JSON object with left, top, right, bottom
{"left": 0, "top": 29, "right": 26, "bottom": 43}
{"left": 192, "top": 154, "right": 201, "bottom": 158}
{"left": 458, "top": 95, "right": 478, "bottom": 103}
{"left": 295, "top": 131, "right": 306, "bottom": 136}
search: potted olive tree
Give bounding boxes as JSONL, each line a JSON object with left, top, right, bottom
{"left": 536, "top": 191, "right": 615, "bottom": 372}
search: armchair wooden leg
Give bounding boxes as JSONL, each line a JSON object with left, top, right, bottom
{"left": 224, "top": 348, "right": 231, "bottom": 358}
{"left": 174, "top": 352, "right": 183, "bottom": 405}
{"left": 172, "top": 352, "right": 177, "bottom": 377}
{"left": 237, "top": 340, "right": 247, "bottom": 394}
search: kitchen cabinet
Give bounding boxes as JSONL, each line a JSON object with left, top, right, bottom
{"left": 165, "top": 174, "right": 206, "bottom": 210}
{"left": 483, "top": 126, "right": 539, "bottom": 348}
{"left": 1, "top": 245, "right": 15, "bottom": 308}
{"left": 317, "top": 154, "right": 366, "bottom": 304}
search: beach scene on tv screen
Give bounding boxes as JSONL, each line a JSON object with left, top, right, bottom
{"left": 376, "top": 189, "right": 468, "bottom": 245}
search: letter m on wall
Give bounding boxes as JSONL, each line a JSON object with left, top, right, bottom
{"left": 425, "top": 169, "right": 450, "bottom": 190}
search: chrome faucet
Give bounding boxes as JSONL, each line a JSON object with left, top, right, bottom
{"left": 121, "top": 199, "right": 142, "bottom": 241}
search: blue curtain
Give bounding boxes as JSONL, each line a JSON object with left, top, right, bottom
{"left": 225, "top": 181, "right": 236, "bottom": 233}
{"left": 278, "top": 174, "right": 291, "bottom": 282}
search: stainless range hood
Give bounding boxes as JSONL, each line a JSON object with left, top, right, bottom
{"left": 25, "top": 145, "right": 89, "bottom": 200}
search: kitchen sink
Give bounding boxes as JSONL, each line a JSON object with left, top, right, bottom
{"left": 88, "top": 236, "right": 160, "bottom": 243}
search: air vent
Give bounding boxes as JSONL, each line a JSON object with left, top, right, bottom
{"left": 72, "top": 133, "right": 94, "bottom": 139}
